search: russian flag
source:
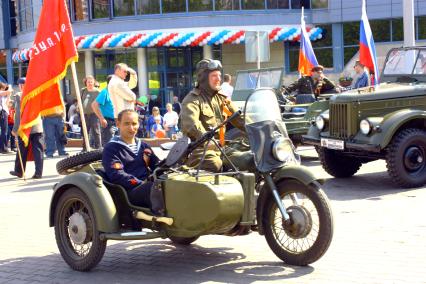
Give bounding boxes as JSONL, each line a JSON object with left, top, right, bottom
{"left": 298, "top": 8, "right": 318, "bottom": 76}
{"left": 359, "top": 0, "right": 379, "bottom": 85}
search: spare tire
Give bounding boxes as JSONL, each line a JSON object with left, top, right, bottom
{"left": 56, "top": 150, "right": 103, "bottom": 175}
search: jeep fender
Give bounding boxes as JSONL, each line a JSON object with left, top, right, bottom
{"left": 256, "top": 165, "right": 324, "bottom": 235}
{"left": 49, "top": 172, "right": 120, "bottom": 233}
{"left": 370, "top": 109, "right": 426, "bottom": 149}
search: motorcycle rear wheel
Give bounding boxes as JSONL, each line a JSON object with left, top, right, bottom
{"left": 262, "top": 179, "right": 333, "bottom": 266}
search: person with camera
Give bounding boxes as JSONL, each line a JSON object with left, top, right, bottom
{"left": 0, "top": 82, "right": 13, "bottom": 153}
{"left": 108, "top": 63, "right": 137, "bottom": 120}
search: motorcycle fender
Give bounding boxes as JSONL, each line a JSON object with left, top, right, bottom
{"left": 256, "top": 165, "right": 323, "bottom": 235}
{"left": 49, "top": 172, "right": 119, "bottom": 233}
{"left": 273, "top": 165, "right": 324, "bottom": 185}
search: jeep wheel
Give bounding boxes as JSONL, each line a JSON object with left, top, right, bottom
{"left": 386, "top": 128, "right": 426, "bottom": 188}
{"left": 57, "top": 150, "right": 103, "bottom": 175}
{"left": 318, "top": 148, "right": 362, "bottom": 178}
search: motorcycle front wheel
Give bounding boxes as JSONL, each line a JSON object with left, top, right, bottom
{"left": 262, "top": 179, "right": 333, "bottom": 266}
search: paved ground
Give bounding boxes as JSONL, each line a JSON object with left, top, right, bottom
{"left": 0, "top": 146, "right": 425, "bottom": 284}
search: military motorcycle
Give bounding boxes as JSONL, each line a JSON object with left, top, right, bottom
{"left": 50, "top": 88, "right": 333, "bottom": 271}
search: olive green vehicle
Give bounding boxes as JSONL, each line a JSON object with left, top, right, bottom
{"left": 227, "top": 67, "right": 330, "bottom": 144}
{"left": 50, "top": 89, "right": 333, "bottom": 271}
{"left": 303, "top": 46, "right": 426, "bottom": 188}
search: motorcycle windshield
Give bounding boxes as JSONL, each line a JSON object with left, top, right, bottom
{"left": 244, "top": 89, "right": 282, "bottom": 125}
{"left": 244, "top": 89, "right": 297, "bottom": 172}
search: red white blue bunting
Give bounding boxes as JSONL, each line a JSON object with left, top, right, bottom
{"left": 13, "top": 26, "right": 323, "bottom": 63}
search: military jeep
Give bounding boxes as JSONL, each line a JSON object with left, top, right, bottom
{"left": 228, "top": 67, "right": 329, "bottom": 144}
{"left": 303, "top": 46, "right": 426, "bottom": 188}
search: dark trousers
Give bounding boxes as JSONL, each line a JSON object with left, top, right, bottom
{"left": 83, "top": 113, "right": 101, "bottom": 150}
{"left": 0, "top": 110, "right": 8, "bottom": 151}
{"left": 14, "top": 133, "right": 44, "bottom": 176}
{"left": 43, "top": 116, "right": 66, "bottom": 156}
{"left": 127, "top": 182, "right": 153, "bottom": 208}
{"left": 7, "top": 124, "right": 15, "bottom": 149}
{"left": 101, "top": 118, "right": 115, "bottom": 146}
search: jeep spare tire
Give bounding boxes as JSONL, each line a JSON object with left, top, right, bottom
{"left": 318, "top": 148, "right": 362, "bottom": 178}
{"left": 56, "top": 150, "right": 103, "bottom": 175}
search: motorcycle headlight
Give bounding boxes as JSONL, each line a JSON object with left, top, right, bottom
{"left": 315, "top": 115, "right": 325, "bottom": 131}
{"left": 360, "top": 119, "right": 372, "bottom": 135}
{"left": 272, "top": 137, "right": 293, "bottom": 162}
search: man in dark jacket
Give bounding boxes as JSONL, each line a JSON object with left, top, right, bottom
{"left": 284, "top": 65, "right": 337, "bottom": 98}
{"left": 102, "top": 109, "right": 159, "bottom": 208}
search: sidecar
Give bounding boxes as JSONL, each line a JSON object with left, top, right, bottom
{"left": 49, "top": 155, "right": 256, "bottom": 271}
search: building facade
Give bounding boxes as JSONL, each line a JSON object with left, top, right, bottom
{"left": 1, "top": 0, "right": 426, "bottom": 107}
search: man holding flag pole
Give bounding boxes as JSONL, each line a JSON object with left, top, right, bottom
{"left": 17, "top": 0, "right": 91, "bottom": 167}
{"left": 284, "top": 7, "right": 337, "bottom": 99}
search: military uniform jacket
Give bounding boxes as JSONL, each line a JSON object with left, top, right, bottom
{"left": 181, "top": 88, "right": 244, "bottom": 141}
{"left": 285, "top": 76, "right": 336, "bottom": 95}
{"left": 102, "top": 137, "right": 159, "bottom": 190}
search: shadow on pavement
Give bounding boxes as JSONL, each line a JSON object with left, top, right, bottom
{"left": 0, "top": 240, "right": 314, "bottom": 283}
{"left": 322, "top": 171, "right": 421, "bottom": 201}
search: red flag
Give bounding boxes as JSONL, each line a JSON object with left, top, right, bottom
{"left": 18, "top": 0, "right": 78, "bottom": 146}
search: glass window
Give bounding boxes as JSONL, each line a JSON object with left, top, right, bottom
{"left": 344, "top": 46, "right": 358, "bottom": 65}
{"left": 9, "top": 0, "right": 18, "bottom": 36}
{"left": 267, "top": 0, "right": 289, "bottom": 9}
{"left": 167, "top": 48, "right": 185, "bottom": 68}
{"left": 312, "top": 0, "right": 327, "bottom": 9}
{"left": 72, "top": 0, "right": 89, "bottom": 21}
{"left": 162, "top": 0, "right": 186, "bottom": 13}
{"left": 137, "top": 0, "right": 160, "bottom": 14}
{"left": 343, "top": 22, "right": 359, "bottom": 46}
{"left": 392, "top": 18, "right": 403, "bottom": 42}
{"left": 189, "top": 0, "right": 212, "bottom": 12}
{"left": 147, "top": 48, "right": 159, "bottom": 67}
{"left": 92, "top": 0, "right": 110, "bottom": 18}
{"left": 114, "top": 0, "right": 135, "bottom": 16}
{"left": 370, "top": 19, "right": 390, "bottom": 42}
{"left": 291, "top": 0, "right": 310, "bottom": 9}
{"left": 241, "top": 0, "right": 265, "bottom": 10}
{"left": 17, "top": 0, "right": 34, "bottom": 32}
{"left": 215, "top": 0, "right": 240, "bottom": 10}
{"left": 418, "top": 16, "right": 426, "bottom": 40}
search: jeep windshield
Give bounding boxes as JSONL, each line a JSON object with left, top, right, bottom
{"left": 383, "top": 49, "right": 426, "bottom": 75}
{"left": 234, "top": 69, "right": 281, "bottom": 91}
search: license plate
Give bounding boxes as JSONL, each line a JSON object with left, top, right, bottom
{"left": 321, "top": 138, "right": 344, "bottom": 150}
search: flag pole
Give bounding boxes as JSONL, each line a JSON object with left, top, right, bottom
{"left": 70, "top": 62, "right": 91, "bottom": 151}
{"left": 15, "top": 139, "right": 26, "bottom": 182}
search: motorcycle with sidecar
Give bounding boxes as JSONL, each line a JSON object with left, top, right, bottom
{"left": 50, "top": 88, "right": 333, "bottom": 271}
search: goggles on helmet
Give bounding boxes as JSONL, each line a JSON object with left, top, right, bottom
{"left": 197, "top": 59, "right": 223, "bottom": 71}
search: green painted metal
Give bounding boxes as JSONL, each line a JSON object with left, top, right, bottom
{"left": 163, "top": 173, "right": 244, "bottom": 238}
{"left": 50, "top": 170, "right": 119, "bottom": 233}
{"left": 100, "top": 231, "right": 162, "bottom": 241}
{"left": 272, "top": 165, "right": 324, "bottom": 185}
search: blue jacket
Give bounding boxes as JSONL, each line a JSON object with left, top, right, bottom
{"left": 102, "top": 137, "right": 159, "bottom": 190}
{"left": 354, "top": 72, "right": 370, "bottom": 89}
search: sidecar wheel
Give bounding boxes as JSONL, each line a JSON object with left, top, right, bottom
{"left": 169, "top": 236, "right": 199, "bottom": 245}
{"left": 262, "top": 179, "right": 333, "bottom": 266}
{"left": 54, "top": 187, "right": 107, "bottom": 271}
{"left": 56, "top": 150, "right": 103, "bottom": 175}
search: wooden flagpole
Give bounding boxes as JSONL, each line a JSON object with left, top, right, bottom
{"left": 70, "top": 62, "right": 91, "bottom": 151}
{"left": 15, "top": 139, "right": 26, "bottom": 181}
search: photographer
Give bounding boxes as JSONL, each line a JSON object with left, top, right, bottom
{"left": 0, "top": 82, "right": 12, "bottom": 153}
{"left": 108, "top": 63, "right": 137, "bottom": 120}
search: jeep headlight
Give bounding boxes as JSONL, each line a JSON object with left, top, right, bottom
{"left": 360, "top": 119, "right": 372, "bottom": 135}
{"left": 315, "top": 115, "right": 325, "bottom": 131}
{"left": 272, "top": 137, "right": 293, "bottom": 162}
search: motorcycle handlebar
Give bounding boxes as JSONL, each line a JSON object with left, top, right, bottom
{"left": 189, "top": 110, "right": 242, "bottom": 150}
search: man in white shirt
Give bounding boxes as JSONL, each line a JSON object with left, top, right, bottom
{"left": 108, "top": 63, "right": 138, "bottom": 119}
{"left": 0, "top": 82, "right": 12, "bottom": 153}
{"left": 163, "top": 103, "right": 179, "bottom": 138}
{"left": 220, "top": 74, "right": 234, "bottom": 99}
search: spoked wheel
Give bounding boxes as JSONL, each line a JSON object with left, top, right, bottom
{"left": 54, "top": 187, "right": 107, "bottom": 271}
{"left": 263, "top": 179, "right": 333, "bottom": 266}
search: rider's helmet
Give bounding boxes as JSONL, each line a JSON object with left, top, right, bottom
{"left": 195, "top": 59, "right": 223, "bottom": 94}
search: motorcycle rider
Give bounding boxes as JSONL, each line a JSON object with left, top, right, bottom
{"left": 181, "top": 59, "right": 253, "bottom": 173}
{"left": 102, "top": 109, "right": 159, "bottom": 208}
